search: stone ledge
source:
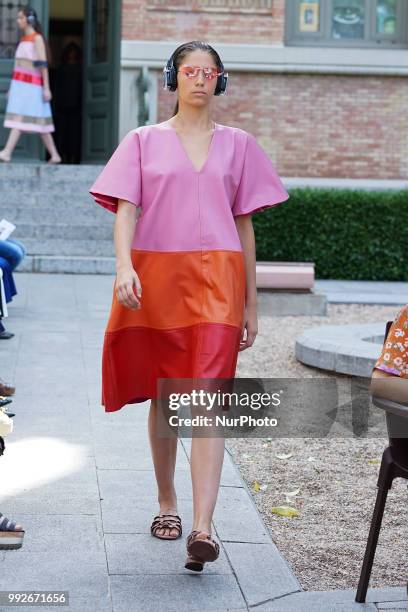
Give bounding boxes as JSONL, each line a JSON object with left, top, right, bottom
{"left": 258, "top": 289, "right": 327, "bottom": 316}
{"left": 295, "top": 322, "right": 387, "bottom": 376}
{"left": 256, "top": 261, "right": 314, "bottom": 290}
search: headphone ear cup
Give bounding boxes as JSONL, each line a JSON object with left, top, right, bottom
{"left": 221, "top": 73, "right": 228, "bottom": 94}
{"left": 164, "top": 58, "right": 178, "bottom": 91}
{"left": 214, "top": 72, "right": 227, "bottom": 96}
{"left": 27, "top": 9, "right": 36, "bottom": 24}
{"left": 169, "top": 66, "right": 177, "bottom": 91}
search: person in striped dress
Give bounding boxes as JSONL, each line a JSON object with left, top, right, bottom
{"left": 0, "top": 6, "right": 61, "bottom": 163}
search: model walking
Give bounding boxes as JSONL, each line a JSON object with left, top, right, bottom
{"left": 89, "top": 41, "right": 290, "bottom": 571}
{"left": 0, "top": 6, "right": 61, "bottom": 163}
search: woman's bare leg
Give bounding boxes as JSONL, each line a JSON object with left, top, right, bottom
{"left": 190, "top": 435, "right": 225, "bottom": 535}
{"left": 371, "top": 368, "right": 408, "bottom": 404}
{"left": 0, "top": 128, "right": 22, "bottom": 160}
{"left": 148, "top": 398, "right": 179, "bottom": 536}
{"left": 40, "top": 133, "right": 61, "bottom": 163}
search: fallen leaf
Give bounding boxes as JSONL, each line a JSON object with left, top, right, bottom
{"left": 283, "top": 488, "right": 301, "bottom": 498}
{"left": 275, "top": 452, "right": 293, "bottom": 460}
{"left": 368, "top": 458, "right": 381, "bottom": 464}
{"left": 271, "top": 505, "right": 299, "bottom": 518}
{"left": 252, "top": 480, "right": 261, "bottom": 492}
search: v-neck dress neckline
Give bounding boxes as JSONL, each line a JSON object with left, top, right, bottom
{"left": 164, "top": 120, "right": 218, "bottom": 174}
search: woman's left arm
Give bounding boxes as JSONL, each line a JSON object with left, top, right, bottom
{"left": 235, "top": 214, "right": 258, "bottom": 351}
{"left": 34, "top": 35, "right": 51, "bottom": 101}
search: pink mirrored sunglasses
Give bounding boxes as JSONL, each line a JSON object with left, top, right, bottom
{"left": 178, "top": 64, "right": 225, "bottom": 80}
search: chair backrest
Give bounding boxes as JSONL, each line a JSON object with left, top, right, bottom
{"left": 384, "top": 320, "right": 393, "bottom": 344}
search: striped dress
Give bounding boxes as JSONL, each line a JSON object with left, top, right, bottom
{"left": 89, "top": 121, "right": 290, "bottom": 413}
{"left": 4, "top": 32, "right": 54, "bottom": 133}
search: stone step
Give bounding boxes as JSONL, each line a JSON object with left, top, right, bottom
{"left": 1, "top": 179, "right": 98, "bottom": 190}
{"left": 12, "top": 223, "right": 113, "bottom": 240}
{"left": 0, "top": 163, "right": 102, "bottom": 180}
{"left": 2, "top": 193, "right": 98, "bottom": 207}
{"left": 16, "top": 238, "right": 115, "bottom": 257}
{"left": 15, "top": 255, "right": 116, "bottom": 274}
{"left": 0, "top": 206, "right": 113, "bottom": 224}
{"left": 0, "top": 164, "right": 103, "bottom": 200}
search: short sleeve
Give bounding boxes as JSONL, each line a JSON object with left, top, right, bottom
{"left": 89, "top": 129, "right": 142, "bottom": 214}
{"left": 231, "top": 132, "right": 289, "bottom": 217}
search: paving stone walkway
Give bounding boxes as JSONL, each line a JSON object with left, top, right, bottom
{"left": 0, "top": 273, "right": 406, "bottom": 611}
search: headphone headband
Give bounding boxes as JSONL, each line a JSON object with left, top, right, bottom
{"left": 163, "top": 46, "right": 228, "bottom": 96}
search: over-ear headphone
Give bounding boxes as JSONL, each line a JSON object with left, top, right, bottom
{"left": 163, "top": 46, "right": 228, "bottom": 96}
{"left": 26, "top": 7, "right": 37, "bottom": 26}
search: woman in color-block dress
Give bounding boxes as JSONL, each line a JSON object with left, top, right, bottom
{"left": 0, "top": 6, "right": 61, "bottom": 163}
{"left": 89, "top": 41, "right": 290, "bottom": 571}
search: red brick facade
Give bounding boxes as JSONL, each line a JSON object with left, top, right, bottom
{"left": 121, "top": 0, "right": 408, "bottom": 180}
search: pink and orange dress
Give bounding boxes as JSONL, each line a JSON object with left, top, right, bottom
{"left": 4, "top": 32, "right": 54, "bottom": 133}
{"left": 89, "top": 121, "right": 290, "bottom": 412}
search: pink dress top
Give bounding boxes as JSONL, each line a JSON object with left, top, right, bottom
{"left": 89, "top": 121, "right": 290, "bottom": 412}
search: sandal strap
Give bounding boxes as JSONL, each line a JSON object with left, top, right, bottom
{"left": 186, "top": 530, "right": 219, "bottom": 555}
{"left": 151, "top": 514, "right": 182, "bottom": 535}
{"left": 152, "top": 519, "right": 180, "bottom": 529}
{"left": 0, "top": 513, "right": 21, "bottom": 532}
{"left": 151, "top": 514, "right": 181, "bottom": 525}
{"left": 153, "top": 513, "right": 181, "bottom": 520}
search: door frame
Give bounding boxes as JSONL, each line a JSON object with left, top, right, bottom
{"left": 81, "top": 0, "right": 121, "bottom": 163}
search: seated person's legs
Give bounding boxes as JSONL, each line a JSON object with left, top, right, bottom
{"left": 0, "top": 238, "right": 25, "bottom": 272}
{"left": 371, "top": 304, "right": 408, "bottom": 404}
{"left": 6, "top": 237, "right": 26, "bottom": 259}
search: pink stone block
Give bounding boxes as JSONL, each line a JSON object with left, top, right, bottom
{"left": 256, "top": 261, "right": 315, "bottom": 290}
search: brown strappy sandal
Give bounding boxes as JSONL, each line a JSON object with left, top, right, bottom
{"left": 185, "top": 530, "right": 220, "bottom": 571}
{"left": 150, "top": 513, "right": 182, "bottom": 540}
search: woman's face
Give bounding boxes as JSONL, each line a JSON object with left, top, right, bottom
{"left": 176, "top": 49, "right": 220, "bottom": 107}
{"left": 17, "top": 11, "right": 28, "bottom": 30}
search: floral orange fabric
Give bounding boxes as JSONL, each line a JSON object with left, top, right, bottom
{"left": 374, "top": 304, "right": 408, "bottom": 377}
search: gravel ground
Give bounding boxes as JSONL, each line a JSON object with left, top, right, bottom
{"left": 226, "top": 303, "right": 407, "bottom": 592}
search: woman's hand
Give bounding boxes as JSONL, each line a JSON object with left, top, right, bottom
{"left": 115, "top": 265, "right": 142, "bottom": 310}
{"left": 43, "top": 87, "right": 52, "bottom": 102}
{"left": 239, "top": 303, "right": 258, "bottom": 351}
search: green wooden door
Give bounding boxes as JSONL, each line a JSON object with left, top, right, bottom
{"left": 82, "top": 0, "right": 121, "bottom": 163}
{"left": 0, "top": 0, "right": 48, "bottom": 161}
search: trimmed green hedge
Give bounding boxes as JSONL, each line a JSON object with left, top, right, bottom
{"left": 252, "top": 187, "right": 408, "bottom": 281}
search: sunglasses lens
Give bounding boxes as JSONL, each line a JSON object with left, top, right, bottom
{"left": 180, "top": 66, "right": 221, "bottom": 79}
{"left": 186, "top": 68, "right": 197, "bottom": 77}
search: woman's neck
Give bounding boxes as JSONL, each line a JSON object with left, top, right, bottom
{"left": 23, "top": 26, "right": 35, "bottom": 36}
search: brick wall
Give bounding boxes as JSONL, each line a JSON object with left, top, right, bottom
{"left": 122, "top": 0, "right": 286, "bottom": 44}
{"left": 122, "top": 0, "right": 408, "bottom": 180}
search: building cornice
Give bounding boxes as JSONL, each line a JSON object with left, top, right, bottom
{"left": 121, "top": 40, "right": 408, "bottom": 76}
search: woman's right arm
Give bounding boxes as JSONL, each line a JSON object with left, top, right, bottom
{"left": 371, "top": 368, "right": 408, "bottom": 404}
{"left": 114, "top": 199, "right": 142, "bottom": 310}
